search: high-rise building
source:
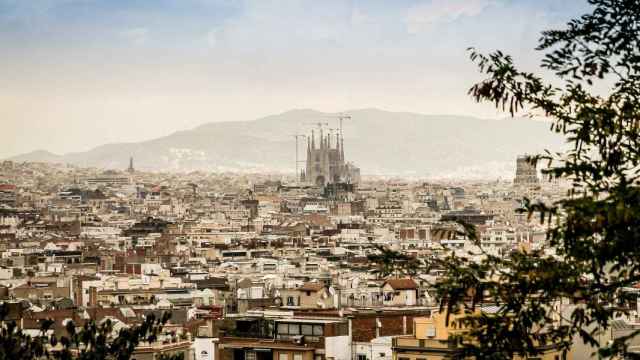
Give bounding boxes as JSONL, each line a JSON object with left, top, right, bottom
{"left": 514, "top": 155, "right": 539, "bottom": 185}
{"left": 300, "top": 129, "right": 360, "bottom": 186}
{"left": 127, "top": 156, "right": 135, "bottom": 174}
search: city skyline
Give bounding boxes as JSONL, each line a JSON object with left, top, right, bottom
{"left": 3, "top": 108, "right": 563, "bottom": 179}
{"left": 0, "top": 2, "right": 637, "bottom": 358}
{"left": 1, "top": 0, "right": 585, "bottom": 158}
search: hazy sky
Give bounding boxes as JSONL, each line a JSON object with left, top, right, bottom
{"left": 1, "top": 0, "right": 588, "bottom": 158}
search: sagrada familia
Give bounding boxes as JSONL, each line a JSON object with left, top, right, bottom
{"left": 300, "top": 129, "right": 360, "bottom": 186}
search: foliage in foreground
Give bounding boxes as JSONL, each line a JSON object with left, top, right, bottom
{"left": 434, "top": 0, "right": 640, "bottom": 358}
{"left": 367, "top": 244, "right": 425, "bottom": 279}
{"left": 0, "top": 305, "right": 181, "bottom": 360}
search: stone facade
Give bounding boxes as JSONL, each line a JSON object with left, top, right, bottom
{"left": 300, "top": 130, "right": 360, "bottom": 186}
{"left": 514, "top": 155, "right": 539, "bottom": 185}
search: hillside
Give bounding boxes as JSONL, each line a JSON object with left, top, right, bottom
{"left": 6, "top": 109, "right": 564, "bottom": 179}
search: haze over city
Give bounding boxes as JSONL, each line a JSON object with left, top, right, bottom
{"left": 2, "top": 0, "right": 585, "bottom": 161}
{"left": 3, "top": 1, "right": 637, "bottom": 359}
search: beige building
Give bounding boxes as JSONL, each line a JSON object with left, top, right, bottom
{"left": 382, "top": 279, "right": 418, "bottom": 307}
{"left": 298, "top": 282, "right": 335, "bottom": 309}
{"left": 131, "top": 340, "right": 193, "bottom": 360}
{"left": 276, "top": 282, "right": 335, "bottom": 309}
{"left": 392, "top": 311, "right": 570, "bottom": 360}
{"left": 11, "top": 283, "right": 70, "bottom": 302}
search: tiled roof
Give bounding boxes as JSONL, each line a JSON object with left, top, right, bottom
{"left": 300, "top": 282, "right": 325, "bottom": 292}
{"left": 384, "top": 278, "right": 417, "bottom": 290}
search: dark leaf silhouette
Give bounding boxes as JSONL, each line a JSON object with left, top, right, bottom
{"left": 437, "top": 0, "right": 640, "bottom": 358}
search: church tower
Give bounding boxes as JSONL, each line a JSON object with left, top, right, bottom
{"left": 127, "top": 156, "right": 135, "bottom": 174}
{"left": 299, "top": 119, "right": 360, "bottom": 186}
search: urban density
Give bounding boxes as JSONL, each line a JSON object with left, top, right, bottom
{"left": 2, "top": 123, "right": 618, "bottom": 359}
{"left": 4, "top": 1, "right": 639, "bottom": 359}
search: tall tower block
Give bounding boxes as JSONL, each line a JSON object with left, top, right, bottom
{"left": 127, "top": 156, "right": 135, "bottom": 174}
{"left": 514, "top": 155, "right": 539, "bottom": 185}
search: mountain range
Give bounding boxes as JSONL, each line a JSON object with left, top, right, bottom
{"left": 6, "top": 108, "right": 565, "bottom": 179}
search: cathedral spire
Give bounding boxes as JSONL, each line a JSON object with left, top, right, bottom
{"left": 127, "top": 156, "right": 135, "bottom": 173}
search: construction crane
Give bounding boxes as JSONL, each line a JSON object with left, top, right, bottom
{"left": 324, "top": 113, "right": 351, "bottom": 136}
{"left": 306, "top": 122, "right": 329, "bottom": 131}
{"left": 292, "top": 134, "right": 306, "bottom": 182}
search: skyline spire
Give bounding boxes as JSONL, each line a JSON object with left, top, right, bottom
{"left": 127, "top": 156, "right": 135, "bottom": 173}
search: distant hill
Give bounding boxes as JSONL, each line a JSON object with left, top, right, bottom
{"left": 9, "top": 150, "right": 65, "bottom": 163}
{"left": 6, "top": 108, "right": 564, "bottom": 179}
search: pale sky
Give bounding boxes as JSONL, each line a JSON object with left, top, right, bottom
{"left": 0, "top": 0, "right": 588, "bottom": 158}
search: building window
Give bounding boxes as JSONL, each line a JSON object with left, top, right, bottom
{"left": 379, "top": 354, "right": 385, "bottom": 358}
{"left": 357, "top": 355, "right": 367, "bottom": 360}
{"left": 279, "top": 354, "right": 288, "bottom": 360}
{"left": 288, "top": 324, "right": 300, "bottom": 335}
{"left": 313, "top": 325, "right": 323, "bottom": 336}
{"left": 301, "top": 324, "right": 313, "bottom": 335}
{"left": 294, "top": 354, "right": 303, "bottom": 360}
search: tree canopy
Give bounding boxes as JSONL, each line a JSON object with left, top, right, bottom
{"left": 435, "top": 0, "right": 640, "bottom": 358}
{"left": 0, "top": 305, "right": 182, "bottom": 360}
{"left": 367, "top": 244, "right": 425, "bottom": 279}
